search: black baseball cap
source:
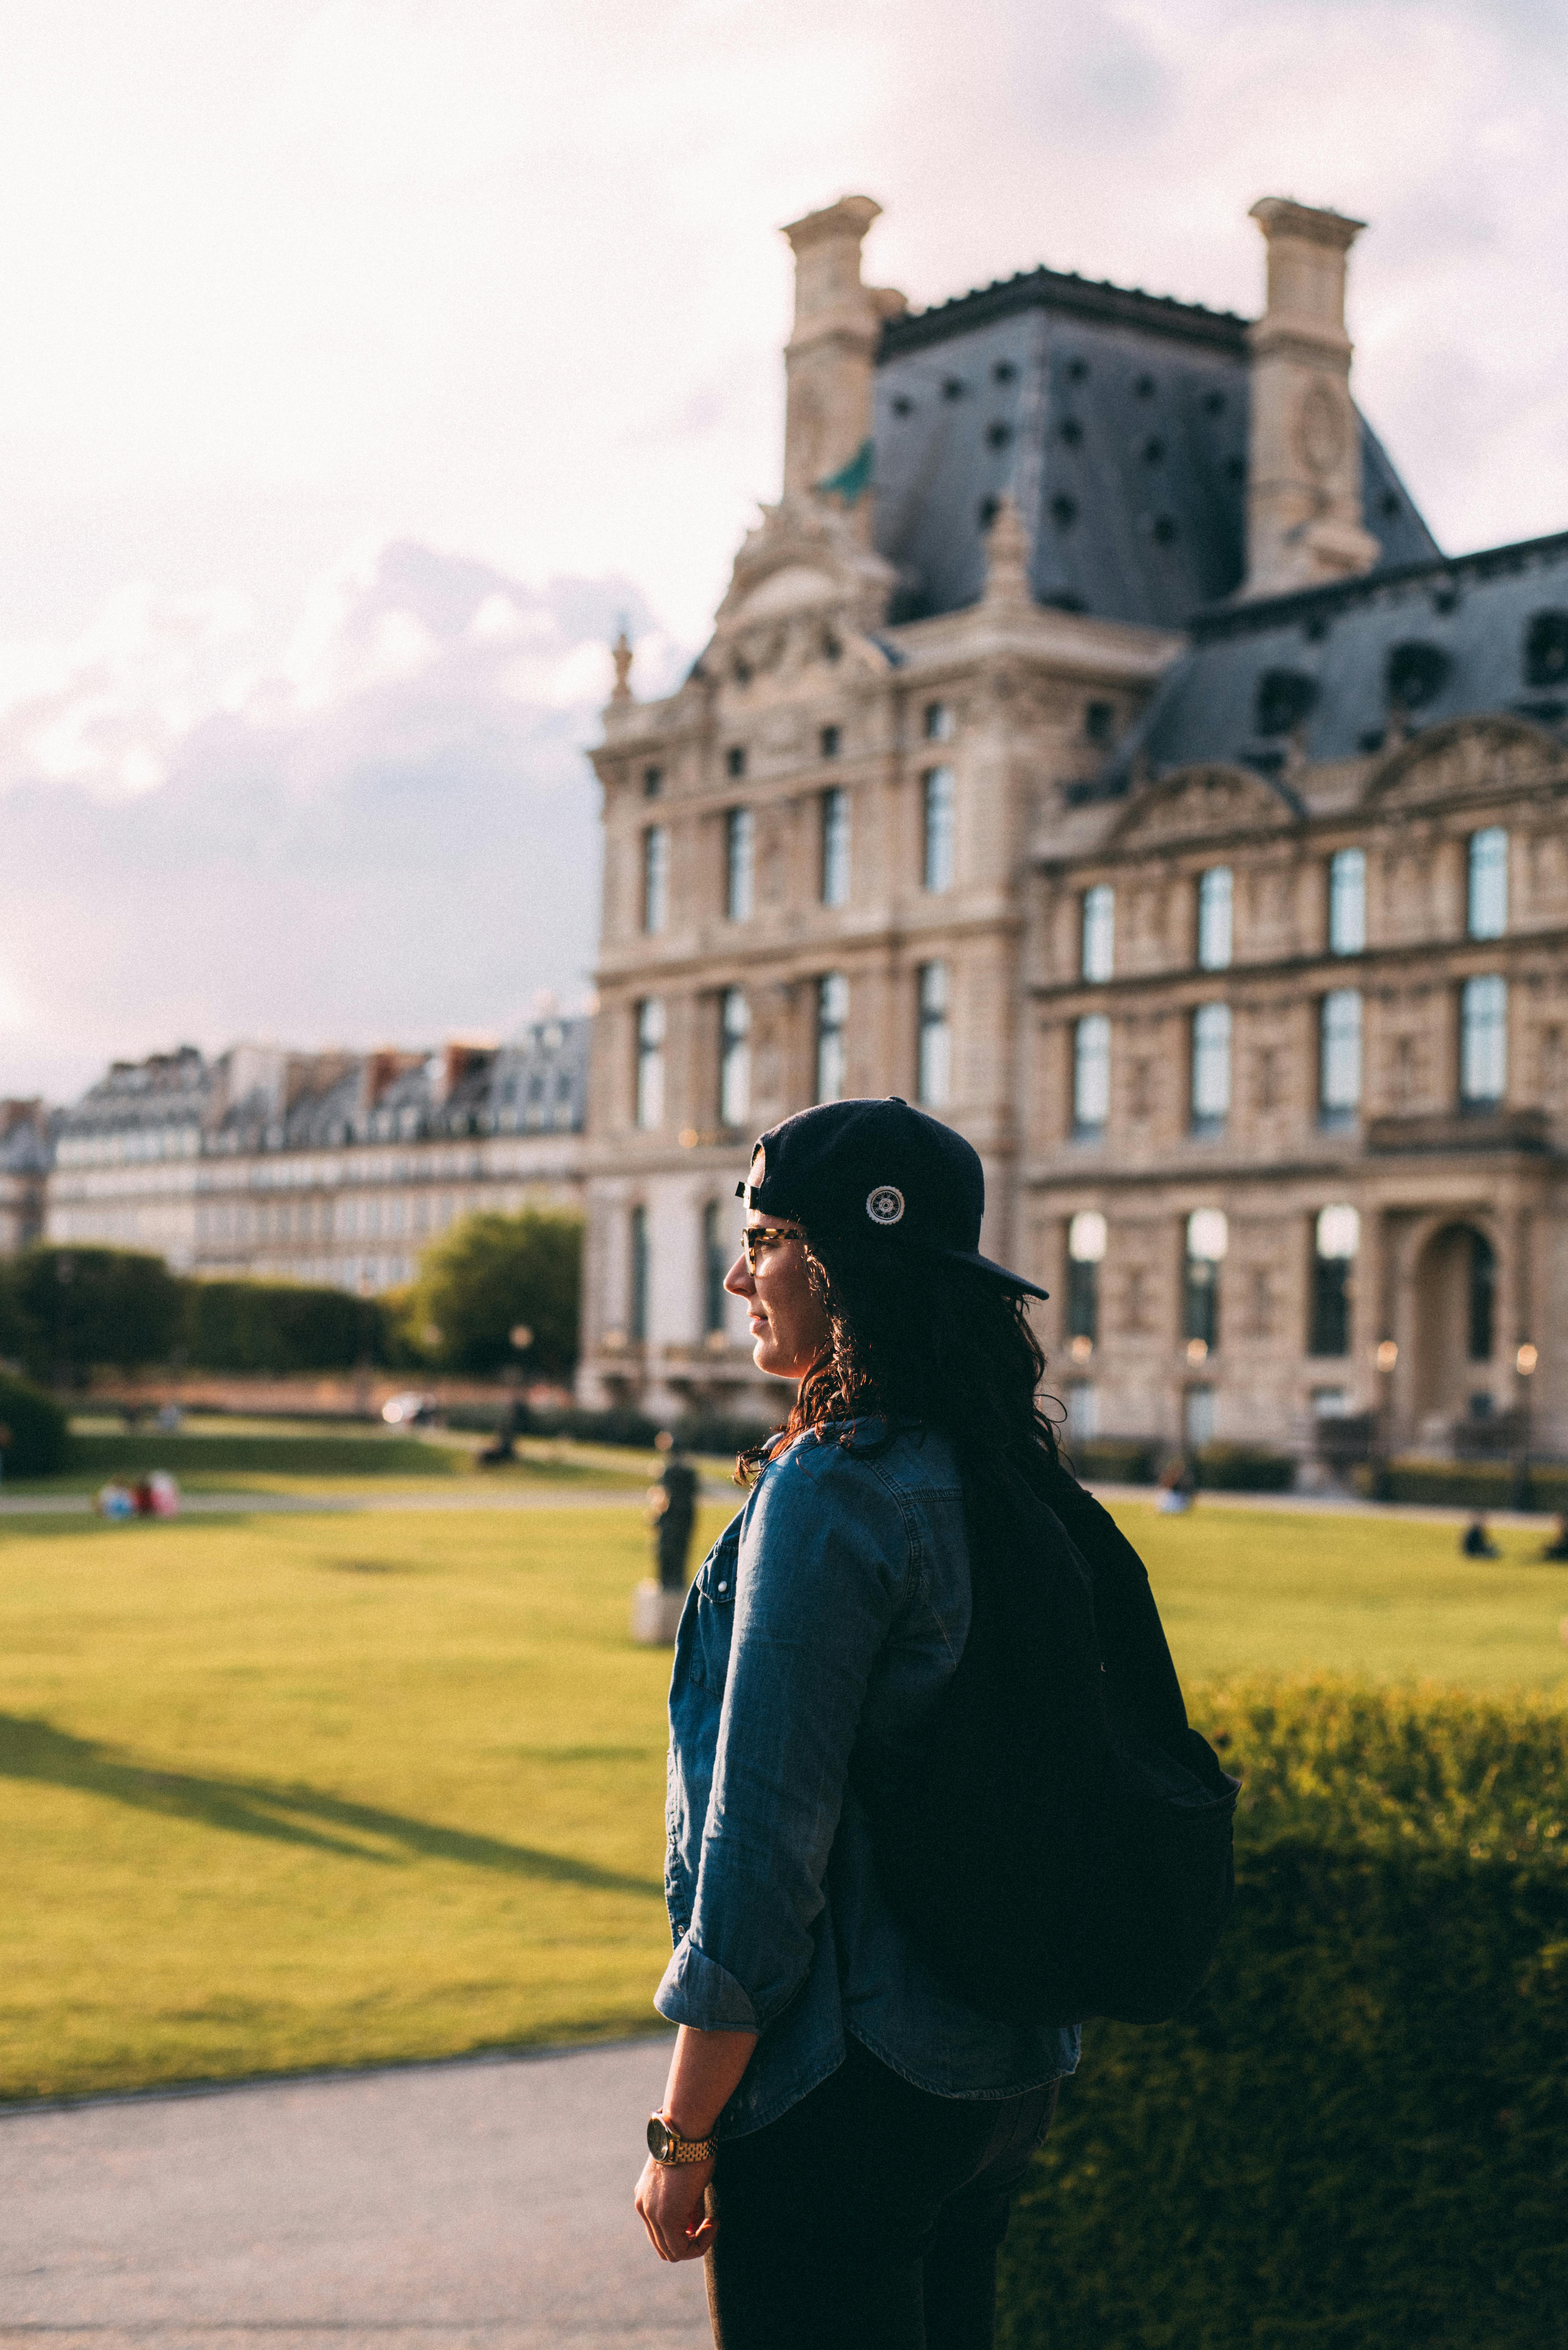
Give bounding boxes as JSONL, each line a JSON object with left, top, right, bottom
{"left": 736, "top": 1096, "right": 1047, "bottom": 1300}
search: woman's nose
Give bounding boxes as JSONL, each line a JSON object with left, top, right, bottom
{"left": 723, "top": 1251, "right": 754, "bottom": 1298}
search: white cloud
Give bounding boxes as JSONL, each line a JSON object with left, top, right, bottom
{"left": 0, "top": 539, "right": 683, "bottom": 1097}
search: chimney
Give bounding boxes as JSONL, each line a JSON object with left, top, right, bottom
{"left": 1244, "top": 198, "right": 1381, "bottom": 597}
{"left": 780, "top": 195, "right": 902, "bottom": 522}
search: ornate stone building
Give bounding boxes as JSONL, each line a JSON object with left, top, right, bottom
{"left": 581, "top": 190, "right": 1565, "bottom": 1464}
{"left": 46, "top": 1022, "right": 588, "bottom": 1292}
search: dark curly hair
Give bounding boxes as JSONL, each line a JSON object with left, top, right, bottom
{"left": 739, "top": 1226, "right": 1062, "bottom": 1485}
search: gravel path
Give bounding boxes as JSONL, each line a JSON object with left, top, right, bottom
{"left": 0, "top": 2039, "right": 711, "bottom": 2350}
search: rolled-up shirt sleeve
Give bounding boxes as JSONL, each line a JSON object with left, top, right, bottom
{"left": 655, "top": 1442, "right": 913, "bottom": 2034}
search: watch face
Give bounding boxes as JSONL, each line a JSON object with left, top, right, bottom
{"left": 647, "top": 2114, "right": 675, "bottom": 2161}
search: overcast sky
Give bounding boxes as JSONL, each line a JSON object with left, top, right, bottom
{"left": 1, "top": 0, "right": 1564, "bottom": 1098}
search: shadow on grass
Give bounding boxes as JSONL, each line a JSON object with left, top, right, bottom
{"left": 0, "top": 1713, "right": 662, "bottom": 1897}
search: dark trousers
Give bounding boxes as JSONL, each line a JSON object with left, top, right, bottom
{"left": 704, "top": 2037, "right": 1059, "bottom": 2350}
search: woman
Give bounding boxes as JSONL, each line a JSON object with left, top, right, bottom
{"left": 634, "top": 1096, "right": 1082, "bottom": 2349}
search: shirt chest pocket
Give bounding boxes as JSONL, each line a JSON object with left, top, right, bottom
{"left": 686, "top": 1524, "right": 739, "bottom": 1692}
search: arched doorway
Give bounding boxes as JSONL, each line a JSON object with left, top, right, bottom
{"left": 1413, "top": 1222, "right": 1496, "bottom": 1431}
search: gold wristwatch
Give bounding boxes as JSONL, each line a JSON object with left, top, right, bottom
{"left": 647, "top": 2111, "right": 717, "bottom": 2165}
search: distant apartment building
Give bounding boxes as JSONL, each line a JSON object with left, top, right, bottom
{"left": 0, "top": 1101, "right": 50, "bottom": 1255}
{"left": 45, "top": 1020, "right": 589, "bottom": 1292}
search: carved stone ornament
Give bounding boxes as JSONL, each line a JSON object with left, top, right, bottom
{"left": 1107, "top": 763, "right": 1301, "bottom": 849}
{"left": 1296, "top": 380, "right": 1346, "bottom": 478}
{"left": 1364, "top": 715, "right": 1567, "bottom": 812}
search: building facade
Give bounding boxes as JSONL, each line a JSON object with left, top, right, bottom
{"left": 46, "top": 1021, "right": 589, "bottom": 1291}
{"left": 579, "top": 191, "right": 1567, "bottom": 1465}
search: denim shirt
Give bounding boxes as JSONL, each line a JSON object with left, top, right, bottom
{"left": 656, "top": 1418, "right": 1081, "bottom": 2138}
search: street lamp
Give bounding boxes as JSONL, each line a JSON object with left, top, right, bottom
{"left": 1511, "top": 1341, "right": 1539, "bottom": 1512}
{"left": 1372, "top": 1338, "right": 1398, "bottom": 1500}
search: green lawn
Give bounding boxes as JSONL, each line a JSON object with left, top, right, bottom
{"left": 1, "top": 1492, "right": 1564, "bottom": 2103}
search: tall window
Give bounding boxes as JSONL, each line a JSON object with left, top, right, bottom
{"left": 1328, "top": 847, "right": 1366, "bottom": 955}
{"left": 1311, "top": 1203, "right": 1360, "bottom": 1357}
{"left": 702, "top": 1201, "right": 727, "bottom": 1337}
{"left": 1467, "top": 828, "right": 1508, "bottom": 940}
{"left": 1319, "top": 989, "right": 1363, "bottom": 1126}
{"left": 634, "top": 998, "right": 665, "bottom": 1130}
{"left": 725, "top": 807, "right": 754, "bottom": 922}
{"left": 642, "top": 825, "right": 668, "bottom": 935}
{"left": 1067, "top": 1209, "right": 1106, "bottom": 1352}
{"left": 924, "top": 701, "right": 954, "bottom": 743}
{"left": 1072, "top": 1014, "right": 1111, "bottom": 1138}
{"left": 1460, "top": 974, "right": 1507, "bottom": 1106}
{"left": 816, "top": 973, "right": 848, "bottom": 1103}
{"left": 1184, "top": 1209, "right": 1228, "bottom": 1354}
{"left": 628, "top": 1205, "right": 649, "bottom": 1343}
{"left": 923, "top": 766, "right": 956, "bottom": 892}
{"left": 1468, "top": 1230, "right": 1496, "bottom": 1361}
{"left": 1183, "top": 1386, "right": 1216, "bottom": 1450}
{"left": 917, "top": 962, "right": 951, "bottom": 1107}
{"left": 1190, "top": 1002, "right": 1231, "bottom": 1134}
{"left": 821, "top": 787, "right": 850, "bottom": 908}
{"left": 1081, "top": 884, "right": 1115, "bottom": 983}
{"left": 1197, "top": 866, "right": 1233, "bottom": 970}
{"left": 718, "top": 987, "right": 750, "bottom": 1127}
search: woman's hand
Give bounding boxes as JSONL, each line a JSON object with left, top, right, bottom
{"left": 635, "top": 2151, "right": 717, "bottom": 2261}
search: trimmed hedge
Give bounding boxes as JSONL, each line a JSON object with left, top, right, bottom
{"left": 1067, "top": 1439, "right": 1299, "bottom": 1492}
{"left": 1360, "top": 1458, "right": 1568, "bottom": 1513}
{"left": 1068, "top": 1438, "right": 1163, "bottom": 1485}
{"left": 0, "top": 1370, "right": 69, "bottom": 1477}
{"left": 997, "top": 1681, "right": 1568, "bottom": 2348}
{"left": 1193, "top": 1441, "right": 1297, "bottom": 1493}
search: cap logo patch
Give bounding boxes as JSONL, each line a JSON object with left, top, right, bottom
{"left": 866, "top": 1185, "right": 905, "bottom": 1227}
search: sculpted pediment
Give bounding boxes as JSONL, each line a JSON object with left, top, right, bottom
{"left": 714, "top": 492, "right": 897, "bottom": 637}
{"left": 1364, "top": 715, "right": 1567, "bottom": 810}
{"left": 733, "top": 562, "right": 841, "bottom": 618}
{"left": 1106, "top": 763, "right": 1302, "bottom": 850}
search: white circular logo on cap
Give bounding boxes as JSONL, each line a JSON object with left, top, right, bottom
{"left": 866, "top": 1185, "right": 905, "bottom": 1227}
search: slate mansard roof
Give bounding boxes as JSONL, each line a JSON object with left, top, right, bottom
{"left": 1100, "top": 528, "right": 1568, "bottom": 793}
{"left": 871, "top": 266, "right": 1439, "bottom": 629}
{"left": 56, "top": 1021, "right": 591, "bottom": 1159}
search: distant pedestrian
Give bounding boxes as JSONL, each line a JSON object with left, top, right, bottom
{"left": 1156, "top": 1453, "right": 1195, "bottom": 1513}
{"left": 1461, "top": 1514, "right": 1500, "bottom": 1559}
{"left": 651, "top": 1431, "right": 699, "bottom": 1594}
{"left": 1541, "top": 1513, "right": 1568, "bottom": 1562}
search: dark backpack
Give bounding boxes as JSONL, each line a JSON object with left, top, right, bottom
{"left": 853, "top": 1451, "right": 1240, "bottom": 2028}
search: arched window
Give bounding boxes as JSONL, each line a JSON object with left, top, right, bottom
{"left": 1311, "top": 1203, "right": 1360, "bottom": 1357}
{"left": 1184, "top": 1209, "right": 1227, "bottom": 1355}
{"left": 1067, "top": 1209, "right": 1106, "bottom": 1355}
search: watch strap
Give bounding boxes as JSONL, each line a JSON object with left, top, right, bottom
{"left": 648, "top": 2110, "right": 717, "bottom": 2164}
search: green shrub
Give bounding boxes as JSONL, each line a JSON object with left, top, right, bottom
{"left": 1364, "top": 1458, "right": 1568, "bottom": 1512}
{"left": 997, "top": 1680, "right": 1568, "bottom": 2349}
{"left": 10, "top": 1246, "right": 184, "bottom": 1379}
{"left": 0, "top": 1370, "right": 69, "bottom": 1476}
{"left": 1193, "top": 1440, "right": 1297, "bottom": 1492}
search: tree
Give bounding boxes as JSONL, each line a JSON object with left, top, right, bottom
{"left": 11, "top": 1247, "right": 185, "bottom": 1384}
{"left": 408, "top": 1210, "right": 582, "bottom": 1378}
